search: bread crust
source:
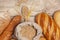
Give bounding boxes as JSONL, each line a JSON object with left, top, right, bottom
{"left": 53, "top": 10, "right": 60, "bottom": 27}
{"left": 53, "top": 10, "right": 60, "bottom": 40}
{"left": 35, "top": 12, "right": 60, "bottom": 40}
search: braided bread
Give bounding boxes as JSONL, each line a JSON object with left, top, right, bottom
{"left": 35, "top": 12, "right": 60, "bottom": 40}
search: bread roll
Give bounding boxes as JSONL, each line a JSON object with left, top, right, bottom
{"left": 15, "top": 22, "right": 42, "bottom": 40}
{"left": 53, "top": 10, "right": 60, "bottom": 40}
{"left": 35, "top": 12, "right": 60, "bottom": 40}
{"left": 53, "top": 10, "right": 60, "bottom": 28}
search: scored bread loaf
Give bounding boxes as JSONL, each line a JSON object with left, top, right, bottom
{"left": 35, "top": 12, "right": 60, "bottom": 40}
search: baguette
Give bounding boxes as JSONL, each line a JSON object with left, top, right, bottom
{"left": 0, "top": 15, "right": 21, "bottom": 40}
{"left": 35, "top": 12, "right": 60, "bottom": 40}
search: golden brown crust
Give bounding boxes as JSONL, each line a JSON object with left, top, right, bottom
{"left": 53, "top": 10, "right": 60, "bottom": 40}
{"left": 40, "top": 36, "right": 46, "bottom": 40}
{"left": 35, "top": 12, "right": 60, "bottom": 40}
{"left": 0, "top": 15, "right": 21, "bottom": 40}
{"left": 53, "top": 10, "right": 60, "bottom": 27}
